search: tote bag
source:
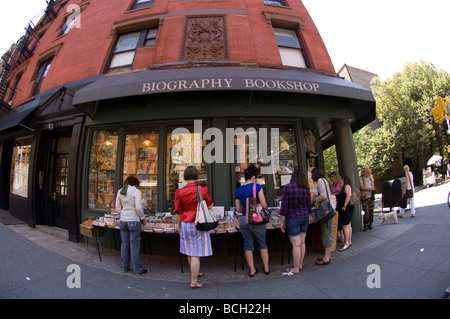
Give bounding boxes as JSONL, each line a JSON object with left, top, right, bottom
{"left": 349, "top": 186, "right": 361, "bottom": 205}
{"left": 194, "top": 186, "right": 218, "bottom": 231}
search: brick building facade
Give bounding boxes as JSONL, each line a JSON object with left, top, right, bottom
{"left": 0, "top": 0, "right": 375, "bottom": 241}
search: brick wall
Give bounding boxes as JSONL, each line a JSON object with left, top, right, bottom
{"left": 8, "top": 0, "right": 335, "bottom": 106}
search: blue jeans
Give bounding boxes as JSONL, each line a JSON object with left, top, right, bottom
{"left": 119, "top": 221, "right": 144, "bottom": 274}
{"left": 239, "top": 216, "right": 268, "bottom": 251}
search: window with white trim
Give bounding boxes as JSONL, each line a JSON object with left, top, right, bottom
{"left": 107, "top": 28, "right": 158, "bottom": 72}
{"left": 274, "top": 28, "right": 307, "bottom": 68}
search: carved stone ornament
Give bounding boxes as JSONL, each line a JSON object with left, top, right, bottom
{"left": 180, "top": 15, "right": 229, "bottom": 61}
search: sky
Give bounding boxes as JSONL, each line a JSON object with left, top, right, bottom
{"left": 0, "top": 0, "right": 449, "bottom": 81}
{"left": 302, "top": 0, "right": 450, "bottom": 80}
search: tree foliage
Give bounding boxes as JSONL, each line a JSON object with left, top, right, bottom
{"left": 355, "top": 61, "right": 450, "bottom": 177}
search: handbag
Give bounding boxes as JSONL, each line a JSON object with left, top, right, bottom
{"left": 311, "top": 178, "right": 336, "bottom": 224}
{"left": 349, "top": 186, "right": 361, "bottom": 205}
{"left": 245, "top": 183, "right": 270, "bottom": 224}
{"left": 405, "top": 173, "right": 414, "bottom": 198}
{"left": 194, "top": 186, "right": 218, "bottom": 231}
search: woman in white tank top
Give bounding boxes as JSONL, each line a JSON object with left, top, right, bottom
{"left": 399, "top": 165, "right": 415, "bottom": 218}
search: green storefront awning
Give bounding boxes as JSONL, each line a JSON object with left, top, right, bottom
{"left": 73, "top": 66, "right": 375, "bottom": 106}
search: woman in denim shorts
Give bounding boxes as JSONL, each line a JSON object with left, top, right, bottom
{"left": 280, "top": 170, "right": 311, "bottom": 274}
{"left": 235, "top": 166, "right": 270, "bottom": 277}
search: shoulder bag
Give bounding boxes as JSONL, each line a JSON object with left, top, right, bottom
{"left": 245, "top": 183, "right": 270, "bottom": 224}
{"left": 349, "top": 186, "right": 361, "bottom": 205}
{"left": 195, "top": 186, "right": 218, "bottom": 231}
{"left": 405, "top": 172, "right": 414, "bottom": 199}
{"left": 311, "top": 178, "right": 336, "bottom": 224}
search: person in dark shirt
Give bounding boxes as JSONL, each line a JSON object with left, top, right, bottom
{"left": 235, "top": 165, "right": 270, "bottom": 276}
{"left": 280, "top": 170, "right": 311, "bottom": 274}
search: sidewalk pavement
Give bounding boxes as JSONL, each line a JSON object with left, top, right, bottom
{"left": 1, "top": 182, "right": 450, "bottom": 299}
{"left": 0, "top": 209, "right": 414, "bottom": 285}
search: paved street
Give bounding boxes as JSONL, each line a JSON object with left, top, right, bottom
{"left": 1, "top": 182, "right": 450, "bottom": 303}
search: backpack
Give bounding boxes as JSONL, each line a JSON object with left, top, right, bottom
{"left": 349, "top": 186, "right": 361, "bottom": 205}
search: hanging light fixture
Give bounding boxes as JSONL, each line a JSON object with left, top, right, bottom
{"left": 103, "top": 132, "right": 114, "bottom": 146}
{"left": 142, "top": 136, "right": 153, "bottom": 146}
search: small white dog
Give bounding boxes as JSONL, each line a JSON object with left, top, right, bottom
{"left": 379, "top": 211, "right": 398, "bottom": 224}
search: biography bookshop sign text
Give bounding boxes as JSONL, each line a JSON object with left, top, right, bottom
{"left": 142, "top": 77, "right": 321, "bottom": 94}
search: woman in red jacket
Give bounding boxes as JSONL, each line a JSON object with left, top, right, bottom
{"left": 175, "top": 166, "right": 213, "bottom": 289}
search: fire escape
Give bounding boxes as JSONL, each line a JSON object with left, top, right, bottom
{"left": 0, "top": 0, "right": 63, "bottom": 112}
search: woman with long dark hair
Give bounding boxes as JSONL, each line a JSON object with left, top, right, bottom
{"left": 116, "top": 176, "right": 148, "bottom": 274}
{"left": 280, "top": 170, "right": 311, "bottom": 274}
{"left": 336, "top": 176, "right": 354, "bottom": 251}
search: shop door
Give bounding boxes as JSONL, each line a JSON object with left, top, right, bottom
{"left": 53, "top": 153, "right": 69, "bottom": 229}
{"left": 47, "top": 137, "right": 71, "bottom": 229}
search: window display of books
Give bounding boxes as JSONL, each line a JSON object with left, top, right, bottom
{"left": 142, "top": 213, "right": 177, "bottom": 233}
{"left": 89, "top": 209, "right": 284, "bottom": 233}
{"left": 92, "top": 213, "right": 120, "bottom": 228}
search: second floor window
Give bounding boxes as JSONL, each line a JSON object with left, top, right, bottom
{"left": 109, "top": 32, "right": 141, "bottom": 70}
{"left": 108, "top": 28, "right": 158, "bottom": 72}
{"left": 274, "top": 28, "right": 307, "bottom": 68}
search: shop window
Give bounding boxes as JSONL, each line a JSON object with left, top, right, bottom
{"left": 233, "top": 125, "right": 266, "bottom": 195}
{"left": 273, "top": 27, "right": 307, "bottom": 68}
{"left": 32, "top": 58, "right": 52, "bottom": 96}
{"left": 166, "top": 124, "right": 207, "bottom": 212}
{"left": 88, "top": 130, "right": 119, "bottom": 210}
{"left": 130, "top": 0, "right": 155, "bottom": 10}
{"left": 107, "top": 28, "right": 158, "bottom": 72}
{"left": 123, "top": 127, "right": 159, "bottom": 212}
{"left": 11, "top": 138, "right": 33, "bottom": 198}
{"left": 271, "top": 124, "right": 299, "bottom": 205}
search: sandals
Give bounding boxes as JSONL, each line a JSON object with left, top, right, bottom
{"left": 190, "top": 282, "right": 203, "bottom": 289}
{"left": 339, "top": 245, "right": 351, "bottom": 251}
{"left": 249, "top": 268, "right": 258, "bottom": 277}
{"left": 249, "top": 267, "right": 270, "bottom": 276}
{"left": 283, "top": 267, "right": 300, "bottom": 275}
{"left": 189, "top": 272, "right": 205, "bottom": 288}
{"left": 316, "top": 257, "right": 331, "bottom": 265}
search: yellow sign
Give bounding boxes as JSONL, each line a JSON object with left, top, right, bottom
{"left": 432, "top": 96, "right": 448, "bottom": 123}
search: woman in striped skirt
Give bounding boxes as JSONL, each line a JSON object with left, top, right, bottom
{"left": 175, "top": 166, "right": 213, "bottom": 289}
